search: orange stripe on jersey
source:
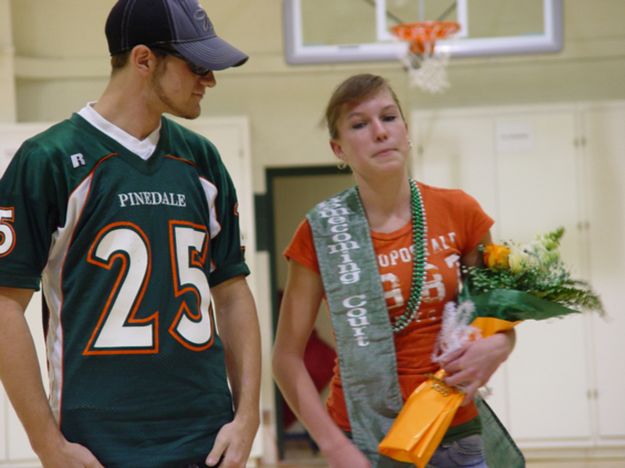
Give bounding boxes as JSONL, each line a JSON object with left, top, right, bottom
{"left": 163, "top": 154, "right": 196, "bottom": 166}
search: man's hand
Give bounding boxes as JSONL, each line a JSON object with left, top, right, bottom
{"left": 209, "top": 277, "right": 260, "bottom": 467}
{"left": 205, "top": 416, "right": 258, "bottom": 467}
{"left": 37, "top": 434, "right": 103, "bottom": 468}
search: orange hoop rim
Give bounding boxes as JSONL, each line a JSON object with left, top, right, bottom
{"left": 391, "top": 21, "right": 460, "bottom": 55}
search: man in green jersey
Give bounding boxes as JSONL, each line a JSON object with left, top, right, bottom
{"left": 0, "top": 1, "right": 260, "bottom": 467}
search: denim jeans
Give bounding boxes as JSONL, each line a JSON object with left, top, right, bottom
{"left": 428, "top": 434, "right": 488, "bottom": 468}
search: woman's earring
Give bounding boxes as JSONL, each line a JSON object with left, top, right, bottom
{"left": 408, "top": 139, "right": 414, "bottom": 149}
{"left": 337, "top": 160, "right": 348, "bottom": 170}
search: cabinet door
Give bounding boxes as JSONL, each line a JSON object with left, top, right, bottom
{"left": 583, "top": 105, "right": 625, "bottom": 439}
{"left": 495, "top": 110, "right": 592, "bottom": 442}
{"left": 412, "top": 114, "right": 498, "bottom": 223}
{"left": 412, "top": 107, "right": 593, "bottom": 443}
{"left": 412, "top": 112, "right": 511, "bottom": 423}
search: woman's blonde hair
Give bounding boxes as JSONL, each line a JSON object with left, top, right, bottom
{"left": 324, "top": 74, "right": 406, "bottom": 139}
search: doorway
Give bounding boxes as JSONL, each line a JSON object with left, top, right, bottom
{"left": 265, "top": 165, "right": 353, "bottom": 460}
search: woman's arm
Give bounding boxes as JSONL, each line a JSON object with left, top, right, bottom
{"left": 442, "top": 232, "right": 516, "bottom": 405}
{"left": 272, "top": 261, "right": 370, "bottom": 468}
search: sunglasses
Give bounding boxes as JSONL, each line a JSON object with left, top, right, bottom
{"left": 151, "top": 46, "right": 212, "bottom": 76}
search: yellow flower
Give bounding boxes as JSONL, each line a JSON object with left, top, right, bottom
{"left": 483, "top": 244, "right": 511, "bottom": 269}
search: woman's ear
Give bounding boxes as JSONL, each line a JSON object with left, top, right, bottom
{"left": 329, "top": 139, "right": 343, "bottom": 159}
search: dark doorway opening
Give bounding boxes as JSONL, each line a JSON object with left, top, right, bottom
{"left": 264, "top": 165, "right": 353, "bottom": 460}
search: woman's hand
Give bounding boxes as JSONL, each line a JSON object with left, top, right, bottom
{"left": 440, "top": 330, "right": 515, "bottom": 405}
{"left": 321, "top": 439, "right": 372, "bottom": 468}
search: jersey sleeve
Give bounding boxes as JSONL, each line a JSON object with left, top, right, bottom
{"left": 203, "top": 143, "right": 250, "bottom": 287}
{"left": 453, "top": 190, "right": 494, "bottom": 254}
{"left": 0, "top": 140, "right": 60, "bottom": 289}
{"left": 283, "top": 219, "right": 320, "bottom": 274}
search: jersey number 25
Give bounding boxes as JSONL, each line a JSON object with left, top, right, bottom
{"left": 83, "top": 221, "right": 214, "bottom": 355}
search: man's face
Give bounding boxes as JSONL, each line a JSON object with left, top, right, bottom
{"left": 150, "top": 53, "right": 216, "bottom": 120}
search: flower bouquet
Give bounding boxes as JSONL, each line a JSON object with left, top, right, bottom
{"left": 379, "top": 227, "right": 604, "bottom": 467}
{"left": 462, "top": 227, "right": 603, "bottom": 321}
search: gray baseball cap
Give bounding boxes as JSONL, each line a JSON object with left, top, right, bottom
{"left": 106, "top": 0, "right": 248, "bottom": 71}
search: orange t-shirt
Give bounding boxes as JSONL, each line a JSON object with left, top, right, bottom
{"left": 284, "top": 181, "right": 494, "bottom": 432}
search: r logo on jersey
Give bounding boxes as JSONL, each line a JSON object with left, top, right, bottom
{"left": 70, "top": 153, "right": 86, "bottom": 168}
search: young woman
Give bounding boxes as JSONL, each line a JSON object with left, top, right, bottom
{"left": 272, "top": 74, "right": 519, "bottom": 468}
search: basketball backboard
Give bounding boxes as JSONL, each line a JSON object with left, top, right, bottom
{"left": 283, "top": 0, "right": 563, "bottom": 64}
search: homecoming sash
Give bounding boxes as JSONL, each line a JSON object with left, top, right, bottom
{"left": 307, "top": 187, "right": 406, "bottom": 466}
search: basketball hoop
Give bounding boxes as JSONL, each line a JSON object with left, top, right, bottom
{"left": 391, "top": 21, "right": 460, "bottom": 94}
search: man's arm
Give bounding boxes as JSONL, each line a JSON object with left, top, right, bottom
{"left": 206, "top": 277, "right": 261, "bottom": 468}
{"left": 0, "top": 287, "right": 103, "bottom": 468}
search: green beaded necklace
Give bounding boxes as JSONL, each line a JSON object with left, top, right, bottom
{"left": 392, "top": 178, "right": 428, "bottom": 333}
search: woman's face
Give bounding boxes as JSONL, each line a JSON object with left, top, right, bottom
{"left": 330, "top": 89, "right": 410, "bottom": 179}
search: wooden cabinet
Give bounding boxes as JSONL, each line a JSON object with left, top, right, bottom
{"left": 411, "top": 102, "right": 625, "bottom": 459}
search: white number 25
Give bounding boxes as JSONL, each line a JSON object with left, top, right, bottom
{"left": 84, "top": 221, "right": 214, "bottom": 355}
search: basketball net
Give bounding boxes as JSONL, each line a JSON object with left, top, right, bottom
{"left": 391, "top": 21, "right": 460, "bottom": 94}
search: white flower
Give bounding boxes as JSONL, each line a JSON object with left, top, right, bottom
{"left": 508, "top": 244, "right": 530, "bottom": 273}
{"left": 432, "top": 300, "right": 479, "bottom": 363}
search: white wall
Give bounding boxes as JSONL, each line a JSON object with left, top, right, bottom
{"left": 6, "top": 1, "right": 625, "bottom": 190}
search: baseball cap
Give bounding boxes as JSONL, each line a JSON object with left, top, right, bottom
{"left": 105, "top": 0, "right": 248, "bottom": 71}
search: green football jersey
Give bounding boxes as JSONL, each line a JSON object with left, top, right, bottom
{"left": 0, "top": 114, "right": 250, "bottom": 467}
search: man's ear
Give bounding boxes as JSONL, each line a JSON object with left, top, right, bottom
{"left": 130, "top": 45, "right": 155, "bottom": 76}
